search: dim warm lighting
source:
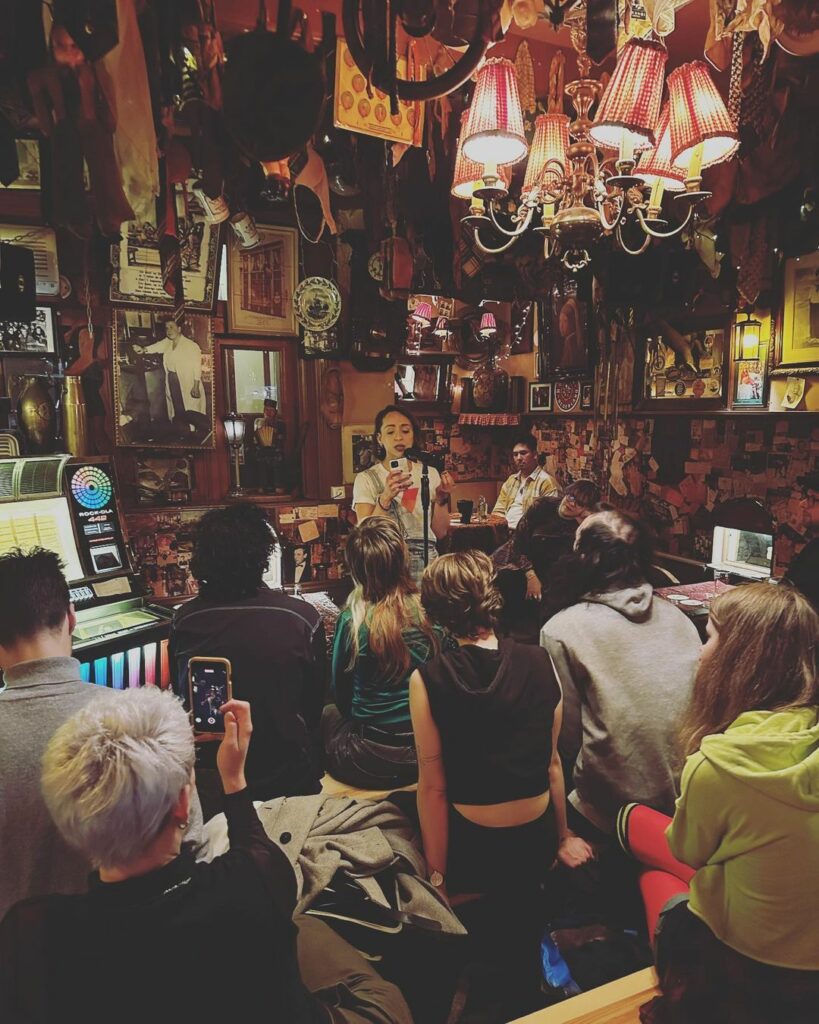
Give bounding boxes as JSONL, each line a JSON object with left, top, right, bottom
{"left": 433, "top": 316, "right": 450, "bottom": 338}
{"left": 668, "top": 61, "right": 738, "bottom": 178}
{"left": 479, "top": 312, "right": 497, "bottom": 338}
{"left": 411, "top": 302, "right": 433, "bottom": 326}
{"left": 462, "top": 58, "right": 528, "bottom": 170}
{"left": 589, "top": 36, "right": 668, "bottom": 162}
{"left": 735, "top": 313, "right": 762, "bottom": 361}
{"left": 522, "top": 113, "right": 570, "bottom": 201}
{"left": 222, "top": 412, "right": 246, "bottom": 497}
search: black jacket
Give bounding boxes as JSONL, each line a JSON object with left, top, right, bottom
{"left": 170, "top": 586, "right": 327, "bottom": 799}
{"left": 0, "top": 790, "right": 326, "bottom": 1024}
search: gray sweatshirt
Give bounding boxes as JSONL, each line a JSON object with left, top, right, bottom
{"left": 0, "top": 657, "right": 203, "bottom": 923}
{"left": 540, "top": 583, "right": 701, "bottom": 832}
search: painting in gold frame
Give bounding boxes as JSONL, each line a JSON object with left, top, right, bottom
{"left": 226, "top": 225, "right": 298, "bottom": 336}
{"left": 777, "top": 250, "right": 819, "bottom": 369}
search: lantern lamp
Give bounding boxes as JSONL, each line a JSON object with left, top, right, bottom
{"left": 735, "top": 313, "right": 762, "bottom": 361}
{"left": 222, "top": 412, "right": 246, "bottom": 497}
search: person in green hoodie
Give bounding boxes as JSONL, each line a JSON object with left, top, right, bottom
{"left": 619, "top": 582, "right": 819, "bottom": 1023}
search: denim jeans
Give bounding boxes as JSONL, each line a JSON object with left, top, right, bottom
{"left": 406, "top": 539, "right": 437, "bottom": 586}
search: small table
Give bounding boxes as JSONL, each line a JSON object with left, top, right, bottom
{"left": 446, "top": 518, "right": 509, "bottom": 555}
{"left": 655, "top": 580, "right": 734, "bottom": 639}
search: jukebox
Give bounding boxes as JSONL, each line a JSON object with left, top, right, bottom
{"left": 0, "top": 455, "right": 172, "bottom": 687}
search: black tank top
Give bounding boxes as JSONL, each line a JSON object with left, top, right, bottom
{"left": 418, "top": 639, "right": 561, "bottom": 805}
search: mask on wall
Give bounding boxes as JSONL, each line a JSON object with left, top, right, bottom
{"left": 320, "top": 367, "right": 344, "bottom": 429}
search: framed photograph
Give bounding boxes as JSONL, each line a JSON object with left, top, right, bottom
{"left": 394, "top": 362, "right": 442, "bottom": 403}
{"left": 637, "top": 315, "right": 729, "bottom": 410}
{"left": 227, "top": 225, "right": 298, "bottom": 336}
{"left": 134, "top": 455, "right": 195, "bottom": 505}
{"left": 110, "top": 180, "right": 221, "bottom": 311}
{"left": 8, "top": 139, "right": 41, "bottom": 190}
{"left": 580, "top": 382, "right": 594, "bottom": 410}
{"left": 536, "top": 270, "right": 593, "bottom": 380}
{"left": 0, "top": 306, "right": 56, "bottom": 354}
{"left": 732, "top": 347, "right": 769, "bottom": 409}
{"left": 528, "top": 381, "right": 553, "bottom": 413}
{"left": 342, "top": 423, "right": 376, "bottom": 483}
{"left": 112, "top": 309, "right": 215, "bottom": 448}
{"left": 776, "top": 250, "right": 819, "bottom": 369}
{"left": 283, "top": 541, "right": 314, "bottom": 585}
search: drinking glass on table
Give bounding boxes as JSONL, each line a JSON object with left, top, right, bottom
{"left": 713, "top": 569, "right": 730, "bottom": 599}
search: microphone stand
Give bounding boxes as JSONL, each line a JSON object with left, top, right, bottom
{"left": 421, "top": 461, "right": 431, "bottom": 568}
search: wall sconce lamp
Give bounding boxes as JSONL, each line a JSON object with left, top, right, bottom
{"left": 410, "top": 301, "right": 434, "bottom": 326}
{"left": 735, "top": 312, "right": 761, "bottom": 361}
{"left": 479, "top": 312, "right": 497, "bottom": 338}
{"left": 433, "top": 316, "right": 450, "bottom": 340}
{"left": 223, "top": 411, "right": 246, "bottom": 497}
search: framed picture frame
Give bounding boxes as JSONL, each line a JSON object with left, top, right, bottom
{"left": 8, "top": 139, "right": 41, "bottom": 190}
{"left": 227, "top": 225, "right": 298, "bottom": 336}
{"left": 342, "top": 423, "right": 376, "bottom": 483}
{"left": 0, "top": 306, "right": 56, "bottom": 354}
{"left": 636, "top": 315, "right": 729, "bottom": 410}
{"left": 776, "top": 250, "right": 819, "bottom": 369}
{"left": 134, "top": 454, "right": 196, "bottom": 505}
{"left": 528, "top": 381, "right": 553, "bottom": 413}
{"left": 536, "top": 269, "right": 593, "bottom": 380}
{"left": 112, "top": 309, "right": 215, "bottom": 449}
{"left": 110, "top": 180, "right": 222, "bottom": 311}
{"left": 580, "top": 381, "right": 594, "bottom": 410}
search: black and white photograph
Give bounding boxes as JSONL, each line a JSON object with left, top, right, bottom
{"left": 113, "top": 310, "right": 214, "bottom": 448}
{"left": 0, "top": 306, "right": 56, "bottom": 354}
{"left": 528, "top": 381, "right": 553, "bottom": 413}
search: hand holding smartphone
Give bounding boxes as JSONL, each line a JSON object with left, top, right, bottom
{"left": 189, "top": 657, "right": 232, "bottom": 735}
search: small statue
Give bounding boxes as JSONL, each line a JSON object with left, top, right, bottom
{"left": 254, "top": 398, "right": 287, "bottom": 494}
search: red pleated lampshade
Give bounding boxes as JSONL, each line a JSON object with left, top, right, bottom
{"left": 411, "top": 302, "right": 433, "bottom": 325}
{"left": 636, "top": 103, "right": 686, "bottom": 191}
{"left": 462, "top": 58, "right": 528, "bottom": 167}
{"left": 667, "top": 61, "right": 739, "bottom": 171}
{"left": 589, "top": 36, "right": 667, "bottom": 152}
{"left": 522, "top": 113, "right": 570, "bottom": 201}
{"left": 451, "top": 111, "right": 510, "bottom": 200}
{"left": 479, "top": 312, "right": 497, "bottom": 337}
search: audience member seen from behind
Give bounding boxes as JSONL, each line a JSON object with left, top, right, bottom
{"left": 619, "top": 583, "right": 819, "bottom": 1023}
{"left": 170, "top": 503, "right": 327, "bottom": 799}
{"left": 412, "top": 551, "right": 593, "bottom": 904}
{"left": 492, "top": 481, "right": 601, "bottom": 642}
{"left": 323, "top": 518, "right": 447, "bottom": 790}
{"left": 0, "top": 548, "right": 201, "bottom": 924}
{"left": 352, "top": 405, "right": 453, "bottom": 583}
{"left": 540, "top": 510, "right": 701, "bottom": 838}
{"left": 0, "top": 690, "right": 412, "bottom": 1024}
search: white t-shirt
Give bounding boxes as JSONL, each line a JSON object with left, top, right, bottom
{"left": 353, "top": 461, "right": 442, "bottom": 542}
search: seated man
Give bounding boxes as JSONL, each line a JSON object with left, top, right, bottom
{"left": 0, "top": 547, "right": 202, "bottom": 922}
{"left": 492, "top": 481, "right": 601, "bottom": 641}
{"left": 540, "top": 510, "right": 701, "bottom": 838}
{"left": 491, "top": 433, "right": 560, "bottom": 538}
{"left": 170, "top": 503, "right": 327, "bottom": 799}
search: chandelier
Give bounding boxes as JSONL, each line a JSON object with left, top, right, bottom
{"left": 453, "top": 33, "right": 739, "bottom": 271}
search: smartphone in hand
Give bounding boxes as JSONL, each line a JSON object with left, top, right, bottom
{"left": 189, "top": 657, "right": 233, "bottom": 735}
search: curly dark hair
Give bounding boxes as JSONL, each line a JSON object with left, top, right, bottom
{"left": 421, "top": 551, "right": 502, "bottom": 639}
{"left": 190, "top": 504, "right": 276, "bottom": 601}
{"left": 373, "top": 405, "right": 420, "bottom": 460}
{"left": 0, "top": 547, "right": 70, "bottom": 645}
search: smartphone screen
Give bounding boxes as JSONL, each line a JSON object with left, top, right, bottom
{"left": 189, "top": 659, "right": 231, "bottom": 734}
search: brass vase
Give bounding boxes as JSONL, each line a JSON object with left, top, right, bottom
{"left": 17, "top": 376, "right": 57, "bottom": 454}
{"left": 61, "top": 375, "right": 89, "bottom": 456}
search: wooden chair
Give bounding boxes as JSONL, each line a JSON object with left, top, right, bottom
{"left": 507, "top": 967, "right": 659, "bottom": 1024}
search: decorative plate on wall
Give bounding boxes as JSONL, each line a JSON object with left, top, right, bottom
{"left": 554, "top": 379, "right": 581, "bottom": 413}
{"left": 294, "top": 277, "right": 342, "bottom": 332}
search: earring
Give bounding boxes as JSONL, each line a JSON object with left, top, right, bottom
{"left": 178, "top": 820, "right": 189, "bottom": 830}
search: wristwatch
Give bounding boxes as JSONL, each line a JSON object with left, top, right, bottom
{"left": 429, "top": 870, "right": 445, "bottom": 888}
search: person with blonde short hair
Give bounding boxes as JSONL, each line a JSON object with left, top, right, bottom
{"left": 0, "top": 688, "right": 411, "bottom": 1024}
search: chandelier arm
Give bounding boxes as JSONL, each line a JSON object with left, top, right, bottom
{"left": 597, "top": 193, "right": 624, "bottom": 232}
{"left": 615, "top": 221, "right": 652, "bottom": 256}
{"left": 486, "top": 202, "right": 535, "bottom": 238}
{"left": 471, "top": 228, "right": 524, "bottom": 256}
{"left": 635, "top": 204, "right": 695, "bottom": 239}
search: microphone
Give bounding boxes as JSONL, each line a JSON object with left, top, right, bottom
{"left": 404, "top": 447, "right": 445, "bottom": 472}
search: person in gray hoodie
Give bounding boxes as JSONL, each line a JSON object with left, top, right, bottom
{"left": 540, "top": 510, "right": 701, "bottom": 836}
